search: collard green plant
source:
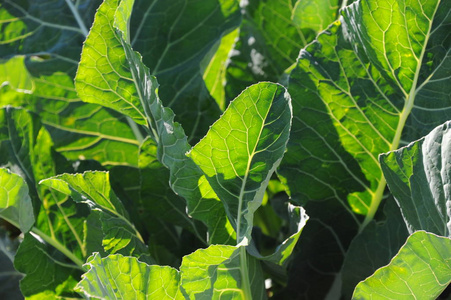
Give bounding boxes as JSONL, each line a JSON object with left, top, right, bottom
{"left": 0, "top": 0, "right": 450, "bottom": 299}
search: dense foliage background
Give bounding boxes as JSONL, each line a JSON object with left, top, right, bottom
{"left": 0, "top": 0, "right": 450, "bottom": 299}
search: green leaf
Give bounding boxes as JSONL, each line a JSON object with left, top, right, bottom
{"left": 279, "top": 0, "right": 451, "bottom": 225}
{"left": 76, "top": 253, "right": 181, "bottom": 299}
{"left": 179, "top": 245, "right": 266, "bottom": 299}
{"left": 0, "top": 168, "right": 34, "bottom": 233}
{"left": 341, "top": 199, "right": 409, "bottom": 298}
{"left": 380, "top": 121, "right": 451, "bottom": 237}
{"left": 188, "top": 82, "right": 292, "bottom": 244}
{"left": 130, "top": 0, "right": 241, "bottom": 140}
{"left": 352, "top": 231, "right": 451, "bottom": 299}
{"left": 14, "top": 233, "right": 82, "bottom": 298}
{"left": 40, "top": 171, "right": 149, "bottom": 259}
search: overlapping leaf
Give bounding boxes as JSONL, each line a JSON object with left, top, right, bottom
{"left": 0, "top": 107, "right": 96, "bottom": 296}
{"left": 380, "top": 121, "right": 451, "bottom": 237}
{"left": 353, "top": 231, "right": 451, "bottom": 299}
{"left": 188, "top": 83, "right": 292, "bottom": 244}
{"left": 79, "top": 0, "right": 236, "bottom": 244}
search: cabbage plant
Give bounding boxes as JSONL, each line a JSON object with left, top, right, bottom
{"left": 0, "top": 0, "right": 450, "bottom": 299}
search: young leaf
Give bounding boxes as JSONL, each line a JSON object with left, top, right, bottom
{"left": 76, "top": 253, "right": 181, "bottom": 300}
{"left": 352, "top": 231, "right": 451, "bottom": 299}
{"left": 188, "top": 82, "right": 292, "bottom": 244}
{"left": 0, "top": 168, "right": 34, "bottom": 233}
{"left": 380, "top": 121, "right": 451, "bottom": 237}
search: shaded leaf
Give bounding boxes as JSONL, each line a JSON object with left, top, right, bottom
{"left": 0, "top": 0, "right": 139, "bottom": 167}
{"left": 224, "top": 0, "right": 337, "bottom": 101}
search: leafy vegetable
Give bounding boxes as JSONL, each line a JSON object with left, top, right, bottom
{"left": 0, "top": 0, "right": 450, "bottom": 298}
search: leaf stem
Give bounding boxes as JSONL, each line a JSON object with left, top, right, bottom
{"left": 239, "top": 246, "right": 252, "bottom": 300}
{"left": 65, "top": 0, "right": 89, "bottom": 37}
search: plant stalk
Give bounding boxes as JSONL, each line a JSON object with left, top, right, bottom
{"left": 239, "top": 246, "right": 253, "bottom": 300}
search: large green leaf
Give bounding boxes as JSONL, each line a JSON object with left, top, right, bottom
{"left": 130, "top": 0, "right": 241, "bottom": 140}
{"left": 76, "top": 253, "right": 181, "bottom": 299}
{"left": 188, "top": 82, "right": 292, "bottom": 244}
{"left": 40, "top": 171, "right": 150, "bottom": 259}
{"left": 380, "top": 121, "right": 451, "bottom": 237}
{"left": 0, "top": 0, "right": 140, "bottom": 167}
{"left": 352, "top": 231, "right": 451, "bottom": 299}
{"left": 279, "top": 0, "right": 451, "bottom": 225}
{"left": 0, "top": 168, "right": 34, "bottom": 233}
